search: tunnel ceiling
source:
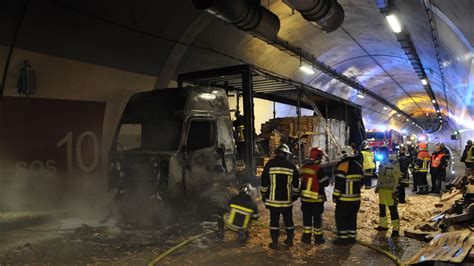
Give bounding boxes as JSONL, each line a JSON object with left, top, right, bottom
{"left": 2, "top": 0, "right": 473, "bottom": 134}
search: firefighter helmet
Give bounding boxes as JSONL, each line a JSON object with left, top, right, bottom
{"left": 339, "top": 146, "right": 355, "bottom": 159}
{"left": 310, "top": 147, "right": 324, "bottom": 160}
{"left": 419, "top": 142, "right": 427, "bottom": 150}
{"left": 239, "top": 183, "right": 252, "bottom": 196}
{"left": 276, "top": 144, "right": 292, "bottom": 155}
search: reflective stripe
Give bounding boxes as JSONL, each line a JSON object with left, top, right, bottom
{"left": 302, "top": 190, "right": 319, "bottom": 199}
{"left": 336, "top": 174, "right": 345, "bottom": 178}
{"left": 286, "top": 227, "right": 295, "bottom": 230}
{"left": 349, "top": 181, "right": 353, "bottom": 195}
{"left": 287, "top": 174, "right": 291, "bottom": 200}
{"left": 319, "top": 176, "right": 329, "bottom": 183}
{"left": 339, "top": 197, "right": 361, "bottom": 201}
{"left": 270, "top": 227, "right": 280, "bottom": 230}
{"left": 230, "top": 204, "right": 254, "bottom": 214}
{"left": 271, "top": 174, "right": 276, "bottom": 201}
{"left": 300, "top": 168, "right": 317, "bottom": 175}
{"left": 260, "top": 187, "right": 269, "bottom": 193}
{"left": 333, "top": 191, "right": 342, "bottom": 196}
{"left": 265, "top": 201, "right": 292, "bottom": 208}
{"left": 346, "top": 174, "right": 362, "bottom": 179}
{"left": 302, "top": 198, "right": 324, "bottom": 203}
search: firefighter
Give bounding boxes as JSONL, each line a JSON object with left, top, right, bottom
{"left": 260, "top": 144, "right": 300, "bottom": 250}
{"left": 375, "top": 153, "right": 401, "bottom": 237}
{"left": 361, "top": 144, "right": 375, "bottom": 189}
{"left": 430, "top": 143, "right": 449, "bottom": 194}
{"left": 461, "top": 140, "right": 474, "bottom": 170}
{"left": 222, "top": 184, "right": 259, "bottom": 244}
{"left": 397, "top": 148, "right": 410, "bottom": 203}
{"left": 333, "top": 146, "right": 364, "bottom": 245}
{"left": 233, "top": 111, "right": 245, "bottom": 164}
{"left": 414, "top": 143, "right": 430, "bottom": 194}
{"left": 300, "top": 147, "right": 330, "bottom": 245}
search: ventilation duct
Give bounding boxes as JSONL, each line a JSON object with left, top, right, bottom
{"left": 192, "top": 0, "right": 280, "bottom": 40}
{"left": 283, "top": 0, "right": 344, "bottom": 33}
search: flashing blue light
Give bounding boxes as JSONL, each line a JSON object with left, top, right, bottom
{"left": 376, "top": 154, "right": 384, "bottom": 161}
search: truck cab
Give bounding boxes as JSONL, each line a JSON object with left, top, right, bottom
{"left": 108, "top": 87, "right": 236, "bottom": 223}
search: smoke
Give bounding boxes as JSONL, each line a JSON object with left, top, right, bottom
{"left": 0, "top": 157, "right": 114, "bottom": 227}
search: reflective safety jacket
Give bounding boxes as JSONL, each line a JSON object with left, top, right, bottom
{"left": 414, "top": 150, "right": 430, "bottom": 172}
{"left": 377, "top": 161, "right": 401, "bottom": 191}
{"left": 300, "top": 160, "right": 330, "bottom": 203}
{"left": 261, "top": 155, "right": 300, "bottom": 208}
{"left": 398, "top": 155, "right": 410, "bottom": 183}
{"left": 361, "top": 150, "right": 376, "bottom": 170}
{"left": 431, "top": 152, "right": 448, "bottom": 169}
{"left": 464, "top": 145, "right": 474, "bottom": 163}
{"left": 461, "top": 145, "right": 473, "bottom": 163}
{"left": 377, "top": 160, "right": 401, "bottom": 206}
{"left": 333, "top": 157, "right": 363, "bottom": 202}
{"left": 224, "top": 193, "right": 259, "bottom": 231}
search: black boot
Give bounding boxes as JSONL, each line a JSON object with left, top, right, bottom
{"left": 238, "top": 230, "right": 249, "bottom": 245}
{"left": 284, "top": 230, "right": 294, "bottom": 247}
{"left": 268, "top": 230, "right": 279, "bottom": 250}
{"left": 314, "top": 235, "right": 325, "bottom": 244}
{"left": 301, "top": 233, "right": 311, "bottom": 244}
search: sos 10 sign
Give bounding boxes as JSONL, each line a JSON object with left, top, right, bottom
{"left": 0, "top": 97, "right": 106, "bottom": 178}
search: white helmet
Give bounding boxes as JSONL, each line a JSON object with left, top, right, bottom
{"left": 339, "top": 146, "right": 354, "bottom": 159}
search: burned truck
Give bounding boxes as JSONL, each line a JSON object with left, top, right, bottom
{"left": 108, "top": 87, "right": 237, "bottom": 224}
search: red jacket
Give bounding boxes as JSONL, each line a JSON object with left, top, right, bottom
{"left": 300, "top": 161, "right": 329, "bottom": 203}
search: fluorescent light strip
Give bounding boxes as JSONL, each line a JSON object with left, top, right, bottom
{"left": 299, "top": 65, "right": 315, "bottom": 75}
{"left": 386, "top": 14, "right": 402, "bottom": 33}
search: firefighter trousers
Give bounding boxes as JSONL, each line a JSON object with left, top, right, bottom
{"left": 415, "top": 171, "right": 428, "bottom": 190}
{"left": 430, "top": 169, "right": 445, "bottom": 193}
{"left": 335, "top": 201, "right": 360, "bottom": 240}
{"left": 301, "top": 202, "right": 324, "bottom": 238}
{"left": 379, "top": 204, "right": 399, "bottom": 231}
{"left": 363, "top": 169, "right": 374, "bottom": 188}
{"left": 269, "top": 207, "right": 294, "bottom": 242}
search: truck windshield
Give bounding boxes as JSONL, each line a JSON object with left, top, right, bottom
{"left": 117, "top": 89, "right": 187, "bottom": 152}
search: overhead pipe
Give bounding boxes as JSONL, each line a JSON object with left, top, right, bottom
{"left": 192, "top": 0, "right": 423, "bottom": 128}
{"left": 283, "top": 0, "right": 344, "bottom": 33}
{"left": 192, "top": 0, "right": 280, "bottom": 40}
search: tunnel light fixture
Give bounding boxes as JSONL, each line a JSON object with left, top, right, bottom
{"left": 439, "top": 120, "right": 443, "bottom": 123}
{"left": 436, "top": 109, "right": 440, "bottom": 113}
{"left": 383, "top": 106, "right": 388, "bottom": 110}
{"left": 421, "top": 78, "right": 428, "bottom": 86}
{"left": 356, "top": 91, "right": 365, "bottom": 99}
{"left": 425, "top": 113, "right": 429, "bottom": 116}
{"left": 386, "top": 14, "right": 402, "bottom": 33}
{"left": 406, "top": 118, "right": 410, "bottom": 122}
{"left": 432, "top": 99, "right": 436, "bottom": 103}
{"left": 438, "top": 116, "right": 442, "bottom": 119}
{"left": 397, "top": 114, "right": 401, "bottom": 117}
{"left": 299, "top": 65, "right": 315, "bottom": 75}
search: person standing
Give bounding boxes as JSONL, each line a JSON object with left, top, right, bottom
{"left": 414, "top": 143, "right": 430, "bottom": 194}
{"left": 375, "top": 154, "right": 401, "bottom": 237}
{"left": 397, "top": 148, "right": 410, "bottom": 203}
{"left": 430, "top": 143, "right": 448, "bottom": 194}
{"left": 300, "top": 147, "right": 330, "bottom": 245}
{"left": 333, "top": 146, "right": 364, "bottom": 245}
{"left": 233, "top": 111, "right": 246, "bottom": 165}
{"left": 461, "top": 140, "right": 474, "bottom": 170}
{"left": 361, "top": 145, "right": 376, "bottom": 189}
{"left": 260, "top": 144, "right": 300, "bottom": 250}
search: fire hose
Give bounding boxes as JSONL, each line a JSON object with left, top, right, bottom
{"left": 147, "top": 230, "right": 214, "bottom": 266}
{"left": 147, "top": 228, "right": 405, "bottom": 266}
